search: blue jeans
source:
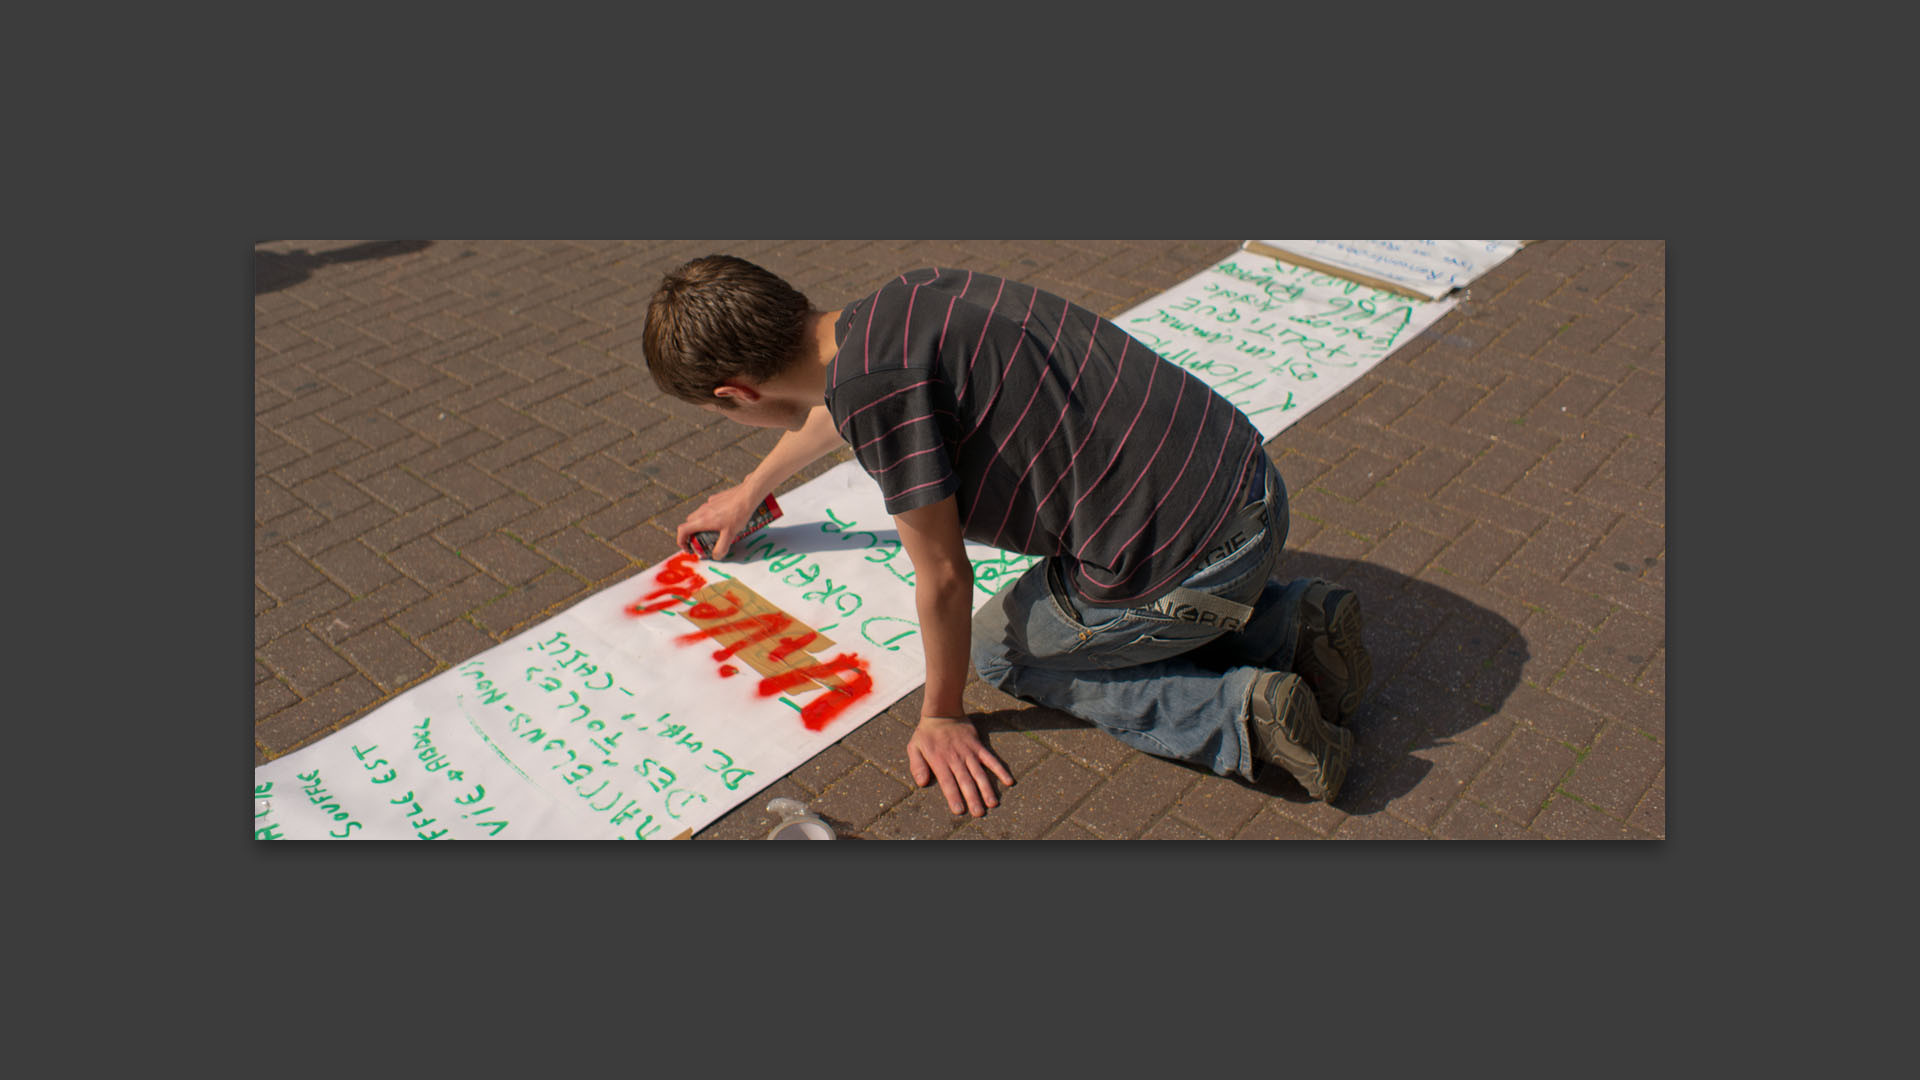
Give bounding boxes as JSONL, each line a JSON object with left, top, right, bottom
{"left": 971, "top": 457, "right": 1304, "bottom": 780}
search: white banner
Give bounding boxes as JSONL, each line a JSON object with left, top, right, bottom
{"left": 1111, "top": 251, "right": 1459, "bottom": 438}
{"left": 253, "top": 461, "right": 1039, "bottom": 840}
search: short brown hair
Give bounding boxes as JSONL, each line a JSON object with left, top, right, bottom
{"left": 642, "top": 255, "right": 814, "bottom": 405}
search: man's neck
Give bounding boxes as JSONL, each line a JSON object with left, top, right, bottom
{"left": 810, "top": 309, "right": 842, "bottom": 369}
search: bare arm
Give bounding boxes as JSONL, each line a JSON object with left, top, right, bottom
{"left": 676, "top": 404, "right": 844, "bottom": 557}
{"left": 893, "top": 495, "right": 1014, "bottom": 817}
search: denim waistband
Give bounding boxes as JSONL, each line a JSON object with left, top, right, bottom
{"left": 1054, "top": 462, "right": 1279, "bottom": 624}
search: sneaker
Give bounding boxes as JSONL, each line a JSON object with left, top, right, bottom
{"left": 1292, "top": 580, "right": 1372, "bottom": 725}
{"left": 1247, "top": 671, "right": 1352, "bottom": 802}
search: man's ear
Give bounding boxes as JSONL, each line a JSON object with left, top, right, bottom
{"left": 712, "top": 381, "right": 762, "bottom": 405}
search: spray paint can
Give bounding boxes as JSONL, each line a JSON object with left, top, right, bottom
{"left": 765, "top": 797, "right": 836, "bottom": 840}
{"left": 688, "top": 495, "right": 783, "bottom": 560}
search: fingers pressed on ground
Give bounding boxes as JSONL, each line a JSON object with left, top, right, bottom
{"left": 964, "top": 757, "right": 998, "bottom": 808}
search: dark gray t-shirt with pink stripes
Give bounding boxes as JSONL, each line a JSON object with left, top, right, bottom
{"left": 824, "top": 268, "right": 1270, "bottom": 608}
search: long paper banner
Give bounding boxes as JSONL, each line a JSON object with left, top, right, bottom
{"left": 253, "top": 462, "right": 1039, "bottom": 839}
{"left": 255, "top": 247, "right": 1460, "bottom": 838}
{"left": 1109, "top": 250, "right": 1459, "bottom": 438}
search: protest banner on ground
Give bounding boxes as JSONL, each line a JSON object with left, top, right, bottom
{"left": 1109, "top": 250, "right": 1459, "bottom": 438}
{"left": 253, "top": 460, "right": 1038, "bottom": 840}
{"left": 255, "top": 243, "right": 1466, "bottom": 839}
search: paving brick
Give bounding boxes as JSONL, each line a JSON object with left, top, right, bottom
{"left": 470, "top": 569, "right": 590, "bottom": 636}
{"left": 1432, "top": 480, "right": 1549, "bottom": 536}
{"left": 268, "top": 439, "right": 367, "bottom": 490}
{"left": 1290, "top": 486, "right": 1398, "bottom": 544}
{"left": 285, "top": 502, "right": 397, "bottom": 560}
{"left": 787, "top": 743, "right": 861, "bottom": 795}
{"left": 1026, "top": 721, "right": 1137, "bottom": 775}
{"left": 259, "top": 627, "right": 358, "bottom": 696}
{"left": 1141, "top": 815, "right": 1212, "bottom": 840}
{"left": 1432, "top": 798, "right": 1538, "bottom": 839}
{"left": 1069, "top": 754, "right": 1199, "bottom": 839}
{"left": 533, "top": 527, "right": 633, "bottom": 584}
{"left": 359, "top": 497, "right": 466, "bottom": 554}
{"left": 405, "top": 428, "right": 503, "bottom": 478}
{"left": 1331, "top": 812, "right": 1430, "bottom": 840}
{"left": 503, "top": 488, "right": 609, "bottom": 543}
{"left": 387, "top": 535, "right": 475, "bottom": 589}
{"left": 389, "top": 573, "right": 507, "bottom": 638}
{"left": 1561, "top": 720, "right": 1665, "bottom": 817}
{"left": 310, "top": 578, "right": 429, "bottom": 643}
{"left": 255, "top": 673, "right": 381, "bottom": 754}
{"left": 867, "top": 783, "right": 968, "bottom": 840}
{"left": 356, "top": 466, "right": 440, "bottom": 512}
{"left": 1575, "top": 609, "right": 1663, "bottom": 684}
{"left": 1360, "top": 522, "right": 1448, "bottom": 578}
{"left": 977, "top": 722, "right": 1054, "bottom": 779}
{"left": 334, "top": 432, "right": 434, "bottom": 482}
{"left": 1455, "top": 441, "right": 1538, "bottom": 496}
{"left": 1500, "top": 682, "right": 1608, "bottom": 747}
{"left": 1563, "top": 557, "right": 1665, "bottom": 619}
{"left": 1435, "top": 522, "right": 1526, "bottom": 583}
{"left": 1628, "top": 768, "right": 1666, "bottom": 839}
{"left": 1527, "top": 432, "right": 1622, "bottom": 492}
{"left": 1601, "top": 369, "right": 1664, "bottom": 416}
{"left": 1506, "top": 478, "right": 1621, "bottom": 534}
{"left": 256, "top": 544, "right": 325, "bottom": 600}
{"left": 290, "top": 472, "right": 372, "bottom": 520}
{"left": 312, "top": 539, "right": 402, "bottom": 596}
{"left": 1533, "top": 795, "right": 1643, "bottom": 840}
{"left": 1368, "top": 738, "right": 1489, "bottom": 830}
{"left": 1037, "top": 819, "right": 1101, "bottom": 840}
{"left": 338, "top": 623, "right": 436, "bottom": 693}
{"left": 608, "top": 521, "right": 681, "bottom": 566}
{"left": 416, "top": 617, "right": 499, "bottom": 667}
{"left": 807, "top": 763, "right": 911, "bottom": 833}
{"left": 1549, "top": 666, "right": 1664, "bottom": 742}
{"left": 456, "top": 526, "right": 556, "bottom": 584}
{"left": 1233, "top": 805, "right": 1326, "bottom": 839}
{"left": 1170, "top": 773, "right": 1269, "bottom": 838}
{"left": 256, "top": 676, "right": 298, "bottom": 719}
{"left": 959, "top": 752, "right": 1100, "bottom": 840}
{"left": 433, "top": 494, "right": 540, "bottom": 547}
{"left": 1385, "top": 447, "right": 1472, "bottom": 498}
{"left": 254, "top": 580, "right": 350, "bottom": 648}
{"left": 1637, "top": 648, "right": 1665, "bottom": 700}
{"left": 426, "top": 461, "right": 510, "bottom": 508}
{"left": 1464, "top": 728, "right": 1580, "bottom": 824}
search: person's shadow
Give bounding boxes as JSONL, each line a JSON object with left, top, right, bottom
{"left": 254, "top": 239, "right": 433, "bottom": 295}
{"left": 972, "top": 552, "right": 1528, "bottom": 814}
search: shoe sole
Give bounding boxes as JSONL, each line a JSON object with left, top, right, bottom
{"left": 1322, "top": 590, "right": 1372, "bottom": 718}
{"left": 1297, "top": 585, "right": 1374, "bottom": 725}
{"left": 1253, "top": 674, "right": 1352, "bottom": 803}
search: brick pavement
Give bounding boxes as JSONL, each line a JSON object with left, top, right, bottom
{"left": 254, "top": 238, "right": 1665, "bottom": 840}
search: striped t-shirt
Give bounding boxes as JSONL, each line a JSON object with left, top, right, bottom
{"left": 824, "top": 268, "right": 1269, "bottom": 608}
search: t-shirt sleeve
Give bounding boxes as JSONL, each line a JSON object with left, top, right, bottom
{"left": 828, "top": 370, "right": 960, "bottom": 515}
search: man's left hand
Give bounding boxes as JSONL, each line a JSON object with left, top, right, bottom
{"left": 907, "top": 715, "right": 1015, "bottom": 818}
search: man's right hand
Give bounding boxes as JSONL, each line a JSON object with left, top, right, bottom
{"left": 675, "top": 480, "right": 767, "bottom": 559}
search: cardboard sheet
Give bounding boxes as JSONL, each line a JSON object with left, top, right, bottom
{"left": 1243, "top": 240, "right": 1523, "bottom": 300}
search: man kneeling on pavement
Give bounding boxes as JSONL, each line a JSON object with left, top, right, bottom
{"left": 642, "top": 255, "right": 1373, "bottom": 817}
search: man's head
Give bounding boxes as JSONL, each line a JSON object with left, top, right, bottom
{"left": 643, "top": 255, "right": 815, "bottom": 414}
